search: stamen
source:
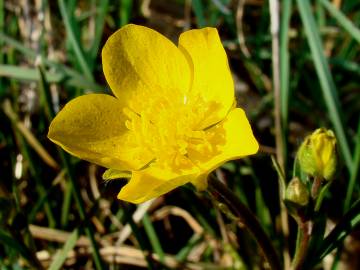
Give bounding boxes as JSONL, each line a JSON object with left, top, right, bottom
{"left": 124, "top": 92, "right": 221, "bottom": 171}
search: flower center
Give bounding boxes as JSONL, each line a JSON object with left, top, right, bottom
{"left": 123, "top": 90, "right": 220, "bottom": 171}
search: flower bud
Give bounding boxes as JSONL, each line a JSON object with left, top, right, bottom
{"left": 297, "top": 128, "right": 337, "bottom": 181}
{"left": 285, "top": 177, "right": 310, "bottom": 208}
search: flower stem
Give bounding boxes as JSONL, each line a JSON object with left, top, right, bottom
{"left": 207, "top": 176, "right": 281, "bottom": 270}
{"left": 311, "top": 176, "right": 323, "bottom": 199}
{"left": 291, "top": 219, "right": 311, "bottom": 270}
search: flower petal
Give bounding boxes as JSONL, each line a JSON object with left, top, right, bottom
{"left": 118, "top": 165, "right": 198, "bottom": 204}
{"left": 48, "top": 94, "right": 152, "bottom": 170}
{"left": 189, "top": 108, "right": 259, "bottom": 188}
{"left": 102, "top": 24, "right": 191, "bottom": 112}
{"left": 178, "top": 28, "right": 235, "bottom": 129}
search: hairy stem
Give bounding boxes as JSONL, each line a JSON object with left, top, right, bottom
{"left": 291, "top": 220, "right": 312, "bottom": 270}
{"left": 207, "top": 176, "right": 281, "bottom": 270}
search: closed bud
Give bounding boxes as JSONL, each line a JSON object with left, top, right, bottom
{"left": 297, "top": 128, "right": 337, "bottom": 181}
{"left": 285, "top": 177, "right": 310, "bottom": 208}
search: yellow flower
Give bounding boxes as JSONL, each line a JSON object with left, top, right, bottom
{"left": 48, "top": 24, "right": 259, "bottom": 203}
{"left": 297, "top": 128, "right": 337, "bottom": 181}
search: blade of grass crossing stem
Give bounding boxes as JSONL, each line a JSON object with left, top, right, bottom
{"left": 38, "top": 67, "right": 104, "bottom": 270}
{"left": 344, "top": 118, "right": 360, "bottom": 212}
{"left": 192, "top": 0, "right": 207, "bottom": 27}
{"left": 48, "top": 229, "right": 79, "bottom": 270}
{"left": 0, "top": 32, "right": 102, "bottom": 91}
{"left": 0, "top": 64, "right": 103, "bottom": 91}
{"left": 121, "top": 203, "right": 155, "bottom": 270}
{"left": 319, "top": 0, "right": 360, "bottom": 43}
{"left": 119, "top": 0, "right": 133, "bottom": 27}
{"left": 89, "top": 0, "right": 109, "bottom": 63}
{"left": 296, "top": 0, "right": 353, "bottom": 173}
{"left": 0, "top": 64, "right": 65, "bottom": 83}
{"left": 57, "top": 0, "right": 94, "bottom": 82}
{"left": 142, "top": 213, "right": 165, "bottom": 263}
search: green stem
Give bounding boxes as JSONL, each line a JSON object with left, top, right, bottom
{"left": 207, "top": 176, "right": 281, "bottom": 270}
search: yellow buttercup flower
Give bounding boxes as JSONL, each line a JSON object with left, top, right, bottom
{"left": 48, "top": 24, "right": 259, "bottom": 203}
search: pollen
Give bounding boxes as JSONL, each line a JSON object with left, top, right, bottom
{"left": 124, "top": 89, "right": 219, "bottom": 171}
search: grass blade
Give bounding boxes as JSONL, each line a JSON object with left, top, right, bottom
{"left": 142, "top": 213, "right": 165, "bottom": 263}
{"left": 296, "top": 0, "right": 353, "bottom": 173}
{"left": 344, "top": 118, "right": 360, "bottom": 212}
{"left": 57, "top": 0, "right": 94, "bottom": 82}
{"left": 89, "top": 0, "right": 109, "bottom": 62}
{"left": 2, "top": 100, "right": 59, "bottom": 170}
{"left": 119, "top": 0, "right": 133, "bottom": 27}
{"left": 311, "top": 198, "right": 360, "bottom": 265}
{"left": 0, "top": 230, "right": 42, "bottom": 269}
{"left": 280, "top": 0, "right": 292, "bottom": 129}
{"left": 120, "top": 202, "right": 156, "bottom": 270}
{"left": 192, "top": 0, "right": 207, "bottom": 27}
{"left": 0, "top": 33, "right": 103, "bottom": 90}
{"left": 319, "top": 0, "right": 360, "bottom": 43}
{"left": 48, "top": 229, "right": 79, "bottom": 270}
{"left": 0, "top": 64, "right": 64, "bottom": 82}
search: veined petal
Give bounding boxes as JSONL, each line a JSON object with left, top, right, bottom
{"left": 189, "top": 108, "right": 259, "bottom": 188}
{"left": 102, "top": 24, "right": 191, "bottom": 112}
{"left": 48, "top": 94, "right": 152, "bottom": 170}
{"left": 118, "top": 165, "right": 198, "bottom": 204}
{"left": 178, "top": 28, "right": 235, "bottom": 129}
